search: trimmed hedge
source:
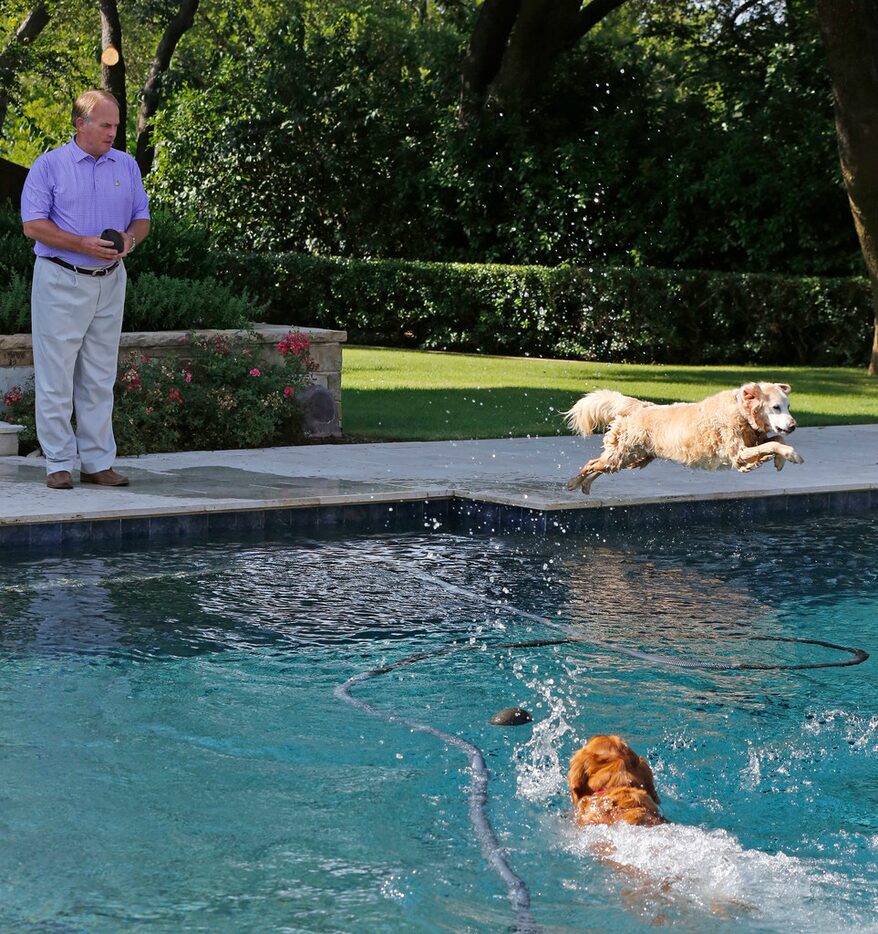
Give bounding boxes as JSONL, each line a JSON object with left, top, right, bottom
{"left": 219, "top": 252, "right": 875, "bottom": 366}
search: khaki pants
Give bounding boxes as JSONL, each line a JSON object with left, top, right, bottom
{"left": 30, "top": 256, "right": 127, "bottom": 474}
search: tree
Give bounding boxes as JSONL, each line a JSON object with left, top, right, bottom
{"left": 0, "top": 0, "right": 50, "bottom": 137}
{"left": 815, "top": 0, "right": 878, "bottom": 374}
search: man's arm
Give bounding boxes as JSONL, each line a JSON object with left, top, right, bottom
{"left": 121, "top": 218, "right": 150, "bottom": 258}
{"left": 22, "top": 219, "right": 124, "bottom": 264}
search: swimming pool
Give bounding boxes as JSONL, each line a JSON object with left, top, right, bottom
{"left": 1, "top": 512, "right": 876, "bottom": 932}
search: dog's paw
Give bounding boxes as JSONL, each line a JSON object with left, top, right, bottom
{"left": 566, "top": 474, "right": 584, "bottom": 491}
{"left": 774, "top": 454, "right": 785, "bottom": 471}
{"left": 783, "top": 447, "right": 804, "bottom": 465}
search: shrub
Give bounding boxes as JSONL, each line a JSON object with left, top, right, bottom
{"left": 122, "top": 210, "right": 221, "bottom": 281}
{"left": 124, "top": 273, "right": 258, "bottom": 331}
{"left": 219, "top": 252, "right": 875, "bottom": 367}
{"left": 2, "top": 329, "right": 317, "bottom": 455}
{"left": 0, "top": 272, "right": 31, "bottom": 332}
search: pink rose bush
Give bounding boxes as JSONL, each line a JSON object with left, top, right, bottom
{"left": 2, "top": 330, "right": 318, "bottom": 456}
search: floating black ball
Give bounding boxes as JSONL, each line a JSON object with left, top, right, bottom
{"left": 100, "top": 228, "right": 124, "bottom": 253}
{"left": 488, "top": 707, "right": 533, "bottom": 726}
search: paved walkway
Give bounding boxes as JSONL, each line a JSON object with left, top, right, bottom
{"left": 1, "top": 425, "right": 876, "bottom": 527}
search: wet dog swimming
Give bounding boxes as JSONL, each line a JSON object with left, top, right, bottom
{"left": 565, "top": 381, "right": 803, "bottom": 495}
{"left": 569, "top": 734, "right": 666, "bottom": 828}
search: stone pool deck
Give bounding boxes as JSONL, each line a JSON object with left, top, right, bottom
{"left": 1, "top": 424, "right": 876, "bottom": 547}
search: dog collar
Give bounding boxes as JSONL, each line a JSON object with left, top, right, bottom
{"left": 591, "top": 788, "right": 608, "bottom": 795}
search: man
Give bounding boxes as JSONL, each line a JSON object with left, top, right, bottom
{"left": 21, "top": 89, "right": 150, "bottom": 490}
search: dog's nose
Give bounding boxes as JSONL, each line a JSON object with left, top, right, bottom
{"left": 786, "top": 420, "right": 796, "bottom": 433}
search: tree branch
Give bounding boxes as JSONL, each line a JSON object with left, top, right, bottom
{"left": 576, "top": 0, "right": 631, "bottom": 40}
{"left": 459, "top": 0, "right": 521, "bottom": 115}
{"left": 135, "top": 0, "right": 200, "bottom": 176}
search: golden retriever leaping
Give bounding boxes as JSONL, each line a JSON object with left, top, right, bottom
{"left": 565, "top": 382, "right": 804, "bottom": 495}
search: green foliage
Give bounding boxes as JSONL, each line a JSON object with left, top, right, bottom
{"left": 220, "top": 250, "right": 874, "bottom": 367}
{"left": 3, "top": 328, "right": 317, "bottom": 455}
{"left": 0, "top": 271, "right": 30, "bottom": 331}
{"left": 124, "top": 272, "right": 256, "bottom": 331}
{"left": 123, "top": 210, "right": 220, "bottom": 280}
{"left": 148, "top": 2, "right": 458, "bottom": 258}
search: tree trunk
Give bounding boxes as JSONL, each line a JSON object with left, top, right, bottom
{"left": 460, "top": 0, "right": 629, "bottom": 115}
{"left": 815, "top": 0, "right": 878, "bottom": 374}
{"left": 0, "top": 0, "right": 50, "bottom": 136}
{"left": 134, "top": 0, "right": 200, "bottom": 177}
{"left": 460, "top": 0, "right": 521, "bottom": 116}
{"left": 489, "top": 0, "right": 584, "bottom": 109}
{"left": 99, "top": 0, "right": 127, "bottom": 151}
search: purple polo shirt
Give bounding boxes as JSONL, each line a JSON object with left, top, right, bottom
{"left": 21, "top": 137, "right": 150, "bottom": 267}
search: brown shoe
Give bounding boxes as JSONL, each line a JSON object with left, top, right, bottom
{"left": 80, "top": 468, "right": 129, "bottom": 487}
{"left": 46, "top": 470, "right": 74, "bottom": 490}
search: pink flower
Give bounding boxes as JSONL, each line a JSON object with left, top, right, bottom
{"left": 249, "top": 368, "right": 261, "bottom": 377}
{"left": 276, "top": 331, "right": 311, "bottom": 357}
{"left": 283, "top": 386, "right": 294, "bottom": 398}
{"left": 3, "top": 387, "right": 23, "bottom": 406}
{"left": 168, "top": 387, "right": 183, "bottom": 405}
{"left": 120, "top": 368, "right": 141, "bottom": 392}
{"left": 184, "top": 370, "right": 192, "bottom": 383}
{"left": 242, "top": 348, "right": 253, "bottom": 357}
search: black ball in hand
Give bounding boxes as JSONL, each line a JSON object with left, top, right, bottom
{"left": 100, "top": 228, "right": 124, "bottom": 253}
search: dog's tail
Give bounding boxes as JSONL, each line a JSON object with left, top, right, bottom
{"left": 563, "top": 389, "right": 647, "bottom": 436}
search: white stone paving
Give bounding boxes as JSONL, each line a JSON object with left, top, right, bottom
{"left": 1, "top": 424, "right": 876, "bottom": 526}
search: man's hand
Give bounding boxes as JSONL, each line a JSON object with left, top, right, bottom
{"left": 79, "top": 235, "right": 124, "bottom": 262}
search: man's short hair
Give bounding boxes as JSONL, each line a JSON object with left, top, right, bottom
{"left": 72, "top": 90, "right": 119, "bottom": 127}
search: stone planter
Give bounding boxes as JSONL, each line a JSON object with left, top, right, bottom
{"left": 0, "top": 422, "right": 24, "bottom": 456}
{"left": 0, "top": 323, "right": 347, "bottom": 439}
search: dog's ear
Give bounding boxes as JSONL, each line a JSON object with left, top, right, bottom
{"left": 638, "top": 756, "right": 660, "bottom": 804}
{"left": 568, "top": 746, "right": 591, "bottom": 805}
{"left": 740, "top": 382, "right": 763, "bottom": 401}
{"left": 777, "top": 383, "right": 791, "bottom": 394}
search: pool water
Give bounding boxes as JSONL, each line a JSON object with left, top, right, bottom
{"left": 1, "top": 513, "right": 877, "bottom": 933}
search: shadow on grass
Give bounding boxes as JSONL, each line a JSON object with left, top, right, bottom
{"left": 342, "top": 387, "right": 878, "bottom": 441}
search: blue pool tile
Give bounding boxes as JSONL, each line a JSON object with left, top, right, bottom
{"left": 61, "top": 521, "right": 93, "bottom": 546}
{"left": 233, "top": 509, "right": 267, "bottom": 532}
{"left": 28, "top": 522, "right": 62, "bottom": 548}
{"left": 115, "top": 517, "right": 145, "bottom": 542}
{"left": 148, "top": 513, "right": 209, "bottom": 541}
{"left": 0, "top": 524, "right": 31, "bottom": 549}
{"left": 206, "top": 511, "right": 240, "bottom": 534}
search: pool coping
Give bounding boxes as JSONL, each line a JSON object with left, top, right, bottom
{"left": 1, "top": 427, "right": 876, "bottom": 550}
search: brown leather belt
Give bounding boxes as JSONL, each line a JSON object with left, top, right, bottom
{"left": 48, "top": 256, "right": 119, "bottom": 277}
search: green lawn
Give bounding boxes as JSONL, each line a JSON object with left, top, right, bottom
{"left": 341, "top": 347, "right": 878, "bottom": 441}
